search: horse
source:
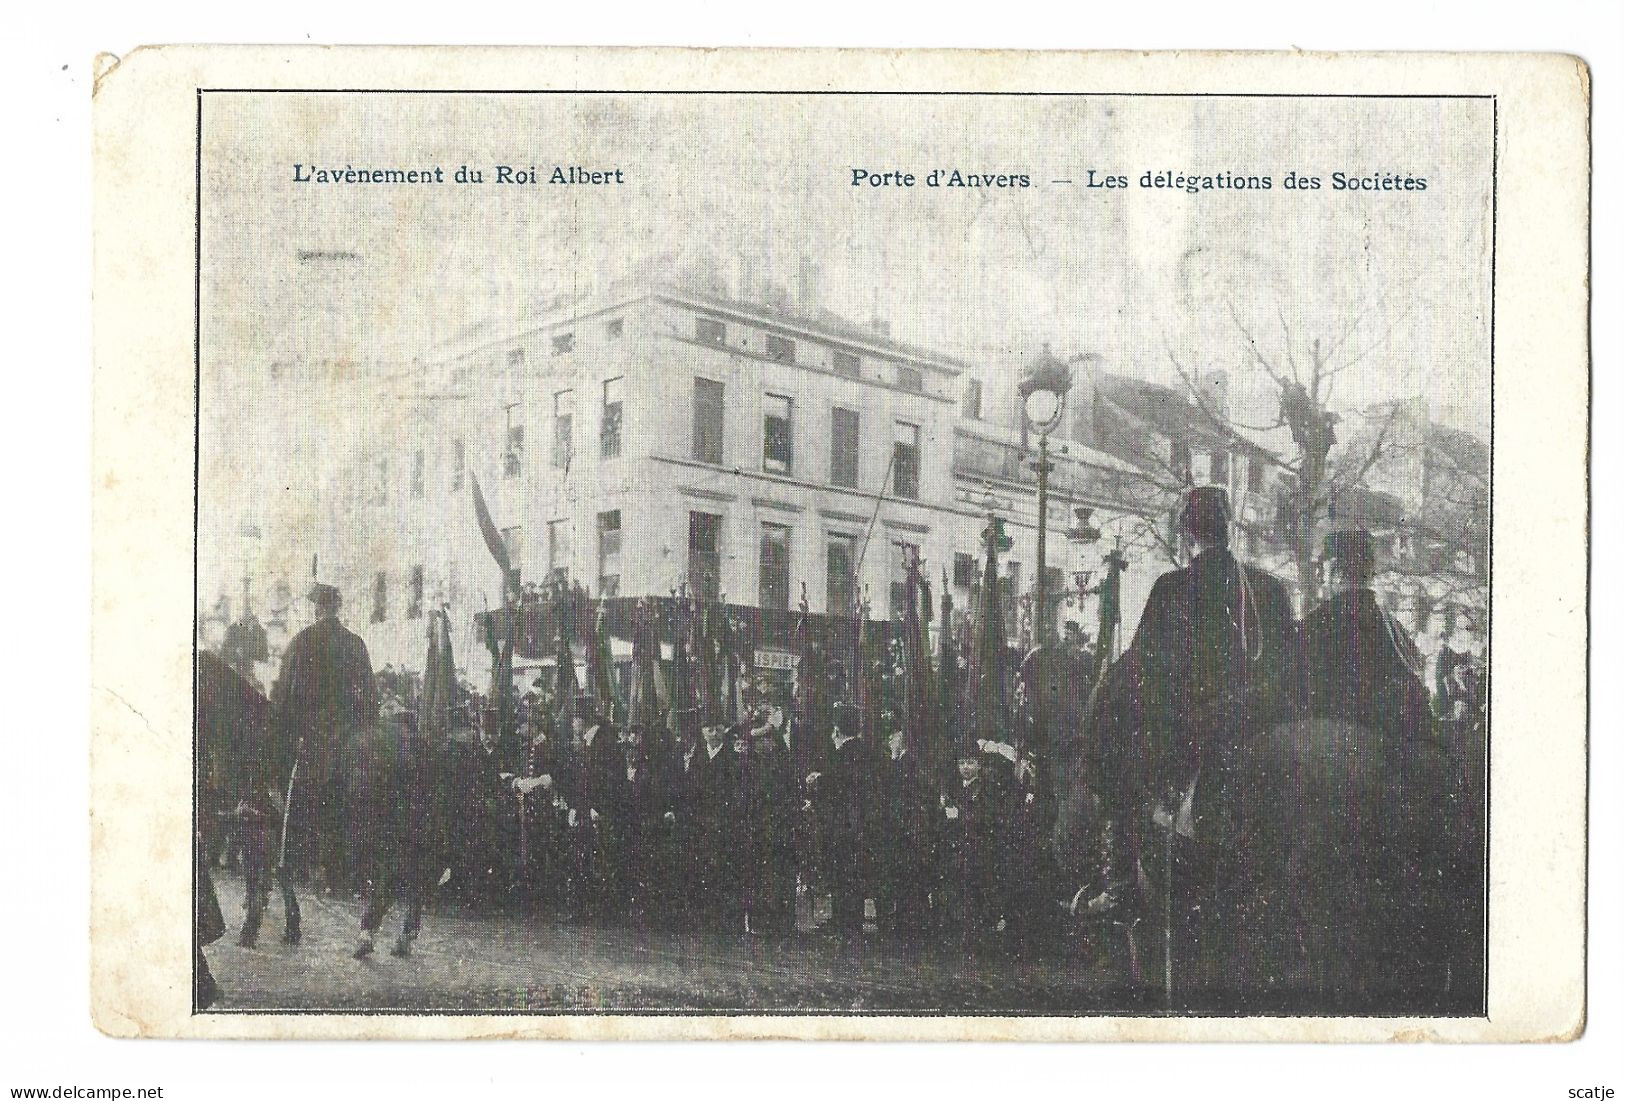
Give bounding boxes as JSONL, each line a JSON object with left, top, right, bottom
{"left": 1053, "top": 696, "right": 1485, "bottom": 1014}
{"left": 195, "top": 651, "right": 304, "bottom": 946}
{"left": 195, "top": 652, "right": 272, "bottom": 863}
{"left": 1193, "top": 716, "right": 1485, "bottom": 1013}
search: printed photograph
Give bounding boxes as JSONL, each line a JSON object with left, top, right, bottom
{"left": 193, "top": 90, "right": 1491, "bottom": 1017}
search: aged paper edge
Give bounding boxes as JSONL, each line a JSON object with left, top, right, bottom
{"left": 89, "top": 45, "right": 1591, "bottom": 1042}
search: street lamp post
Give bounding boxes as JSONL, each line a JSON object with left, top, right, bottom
{"left": 1019, "top": 346, "right": 1073, "bottom": 753}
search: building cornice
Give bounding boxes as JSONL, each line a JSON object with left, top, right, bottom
{"left": 664, "top": 331, "right": 957, "bottom": 405}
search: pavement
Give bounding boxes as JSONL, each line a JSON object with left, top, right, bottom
{"left": 203, "top": 871, "right": 1134, "bottom": 1014}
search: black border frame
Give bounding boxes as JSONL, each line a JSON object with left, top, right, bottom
{"left": 192, "top": 88, "right": 1497, "bottom": 1020}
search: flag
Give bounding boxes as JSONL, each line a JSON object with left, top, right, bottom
{"left": 937, "top": 572, "right": 959, "bottom": 719}
{"left": 1096, "top": 546, "right": 1128, "bottom": 673}
{"left": 628, "top": 598, "right": 666, "bottom": 730}
{"left": 584, "top": 601, "right": 623, "bottom": 725}
{"left": 667, "top": 598, "right": 698, "bottom": 745}
{"left": 789, "top": 584, "right": 826, "bottom": 775}
{"left": 469, "top": 472, "right": 512, "bottom": 580}
{"left": 692, "top": 594, "right": 722, "bottom": 727}
{"left": 490, "top": 614, "right": 516, "bottom": 763}
{"left": 963, "top": 517, "right": 1011, "bottom": 747}
{"left": 552, "top": 616, "right": 581, "bottom": 732}
{"left": 851, "top": 598, "right": 882, "bottom": 742}
{"left": 899, "top": 549, "right": 938, "bottom": 764}
{"left": 420, "top": 609, "right": 458, "bottom": 739}
{"left": 718, "top": 608, "right": 742, "bottom": 726}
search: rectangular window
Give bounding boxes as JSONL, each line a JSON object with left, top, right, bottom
{"left": 552, "top": 390, "right": 574, "bottom": 469}
{"left": 688, "top": 511, "right": 722, "bottom": 600}
{"left": 696, "top": 316, "right": 726, "bottom": 344}
{"left": 371, "top": 457, "right": 389, "bottom": 505}
{"left": 692, "top": 378, "right": 725, "bottom": 464}
{"left": 896, "top": 365, "right": 923, "bottom": 392}
{"left": 965, "top": 378, "right": 983, "bottom": 420}
{"left": 765, "top": 334, "right": 796, "bottom": 363}
{"left": 826, "top": 533, "right": 857, "bottom": 615}
{"left": 504, "top": 418, "right": 523, "bottom": 479}
{"left": 1210, "top": 448, "right": 1230, "bottom": 486}
{"left": 597, "top": 511, "right": 622, "bottom": 598}
{"left": 830, "top": 406, "right": 860, "bottom": 488}
{"left": 506, "top": 347, "right": 525, "bottom": 367}
{"left": 371, "top": 571, "right": 388, "bottom": 624}
{"left": 763, "top": 393, "right": 793, "bottom": 475}
{"left": 411, "top": 449, "right": 425, "bottom": 499}
{"left": 832, "top": 350, "right": 861, "bottom": 377}
{"left": 502, "top": 526, "right": 524, "bottom": 566}
{"left": 1171, "top": 439, "right": 1192, "bottom": 482}
{"left": 545, "top": 520, "right": 569, "bottom": 584}
{"left": 889, "top": 541, "right": 919, "bottom": 620}
{"left": 759, "top": 523, "right": 791, "bottom": 612}
{"left": 551, "top": 332, "right": 575, "bottom": 355}
{"left": 408, "top": 565, "right": 424, "bottom": 619}
{"left": 605, "top": 317, "right": 624, "bottom": 339}
{"left": 953, "top": 551, "right": 978, "bottom": 588}
{"left": 601, "top": 377, "right": 623, "bottom": 459}
{"left": 1247, "top": 453, "right": 1264, "bottom": 493}
{"left": 893, "top": 421, "right": 921, "bottom": 499}
{"left": 451, "top": 439, "right": 465, "bottom": 491}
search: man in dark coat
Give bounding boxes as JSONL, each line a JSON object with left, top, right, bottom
{"left": 446, "top": 709, "right": 523, "bottom": 907}
{"left": 821, "top": 701, "right": 880, "bottom": 944}
{"left": 877, "top": 728, "right": 937, "bottom": 940}
{"left": 562, "top": 696, "right": 628, "bottom": 923}
{"left": 937, "top": 736, "right": 1011, "bottom": 952}
{"left": 1109, "top": 487, "right": 1297, "bottom": 795}
{"left": 1297, "top": 529, "right": 1433, "bottom": 735}
{"left": 1087, "top": 487, "right": 1296, "bottom": 908}
{"left": 270, "top": 583, "right": 378, "bottom": 888}
{"left": 682, "top": 719, "right": 742, "bottom": 932}
{"left": 1293, "top": 528, "right": 1473, "bottom": 989}
{"left": 619, "top": 724, "right": 677, "bottom": 923}
{"left": 741, "top": 709, "right": 799, "bottom": 936}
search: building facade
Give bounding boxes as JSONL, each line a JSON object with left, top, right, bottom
{"left": 248, "top": 278, "right": 1486, "bottom": 693}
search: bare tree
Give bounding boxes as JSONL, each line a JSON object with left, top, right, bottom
{"left": 1161, "top": 302, "right": 1412, "bottom": 606}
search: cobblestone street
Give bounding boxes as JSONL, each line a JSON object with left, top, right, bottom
{"left": 204, "top": 872, "right": 1133, "bottom": 1015}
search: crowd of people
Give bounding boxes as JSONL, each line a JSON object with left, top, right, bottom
{"left": 212, "top": 486, "right": 1486, "bottom": 979}
{"left": 430, "top": 690, "right": 1062, "bottom": 954}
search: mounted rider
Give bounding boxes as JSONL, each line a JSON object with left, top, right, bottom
{"left": 1085, "top": 486, "right": 1297, "bottom": 908}
{"left": 269, "top": 581, "right": 379, "bottom": 890}
{"left": 1296, "top": 528, "right": 1433, "bottom": 735}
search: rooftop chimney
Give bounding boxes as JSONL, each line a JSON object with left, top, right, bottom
{"left": 869, "top": 285, "right": 891, "bottom": 338}
{"left": 1198, "top": 369, "right": 1231, "bottom": 422}
{"left": 732, "top": 254, "right": 758, "bottom": 302}
{"left": 796, "top": 256, "right": 819, "bottom": 312}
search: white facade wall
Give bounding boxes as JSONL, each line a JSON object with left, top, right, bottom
{"left": 300, "top": 287, "right": 1487, "bottom": 689}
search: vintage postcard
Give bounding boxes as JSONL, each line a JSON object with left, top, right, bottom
{"left": 90, "top": 47, "right": 1588, "bottom": 1040}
